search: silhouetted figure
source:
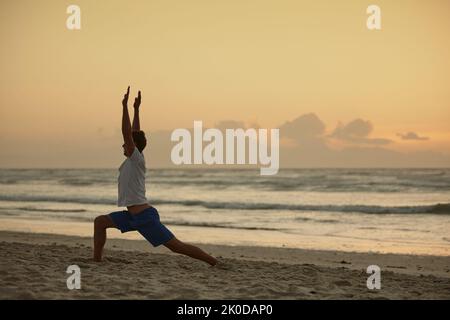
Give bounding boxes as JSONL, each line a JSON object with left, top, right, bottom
{"left": 93, "top": 86, "right": 218, "bottom": 267}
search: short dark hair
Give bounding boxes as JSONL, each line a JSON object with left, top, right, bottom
{"left": 132, "top": 131, "right": 147, "bottom": 152}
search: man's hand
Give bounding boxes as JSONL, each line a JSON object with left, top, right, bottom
{"left": 122, "top": 86, "right": 130, "bottom": 107}
{"left": 133, "top": 90, "right": 141, "bottom": 109}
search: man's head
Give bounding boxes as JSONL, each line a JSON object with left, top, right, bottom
{"left": 132, "top": 130, "right": 147, "bottom": 152}
{"left": 123, "top": 131, "right": 147, "bottom": 155}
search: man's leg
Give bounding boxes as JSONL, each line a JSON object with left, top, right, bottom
{"left": 93, "top": 215, "right": 117, "bottom": 262}
{"left": 164, "top": 237, "right": 218, "bottom": 266}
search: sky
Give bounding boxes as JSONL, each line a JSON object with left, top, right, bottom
{"left": 0, "top": 0, "right": 449, "bottom": 168}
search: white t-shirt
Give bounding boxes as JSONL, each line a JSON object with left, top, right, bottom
{"left": 117, "top": 147, "right": 148, "bottom": 207}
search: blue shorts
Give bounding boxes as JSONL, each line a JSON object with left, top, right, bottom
{"left": 109, "top": 207, "right": 174, "bottom": 247}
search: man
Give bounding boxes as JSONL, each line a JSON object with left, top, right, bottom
{"left": 93, "top": 86, "right": 218, "bottom": 267}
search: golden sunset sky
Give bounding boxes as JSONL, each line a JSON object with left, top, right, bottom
{"left": 0, "top": 0, "right": 449, "bottom": 167}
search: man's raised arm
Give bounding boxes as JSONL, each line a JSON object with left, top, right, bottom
{"left": 132, "top": 90, "right": 141, "bottom": 132}
{"left": 122, "top": 86, "right": 135, "bottom": 155}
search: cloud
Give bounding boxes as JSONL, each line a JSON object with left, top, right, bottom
{"left": 330, "top": 119, "right": 392, "bottom": 145}
{"left": 397, "top": 132, "right": 429, "bottom": 141}
{"left": 279, "top": 113, "right": 325, "bottom": 141}
{"left": 2, "top": 114, "right": 448, "bottom": 168}
{"left": 277, "top": 113, "right": 333, "bottom": 164}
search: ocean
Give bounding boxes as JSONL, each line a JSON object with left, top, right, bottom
{"left": 0, "top": 168, "right": 449, "bottom": 255}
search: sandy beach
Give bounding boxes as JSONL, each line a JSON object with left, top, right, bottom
{"left": 0, "top": 230, "right": 449, "bottom": 300}
{"left": 2, "top": 0, "right": 450, "bottom": 304}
